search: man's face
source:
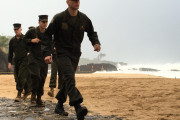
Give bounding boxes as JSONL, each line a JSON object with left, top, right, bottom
{"left": 39, "top": 20, "right": 48, "bottom": 29}
{"left": 67, "top": 0, "right": 80, "bottom": 10}
{"left": 14, "top": 28, "right": 22, "bottom": 36}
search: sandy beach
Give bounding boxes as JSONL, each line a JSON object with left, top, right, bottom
{"left": 0, "top": 73, "right": 180, "bottom": 120}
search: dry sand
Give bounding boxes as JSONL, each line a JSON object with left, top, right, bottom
{"left": 0, "top": 73, "right": 180, "bottom": 120}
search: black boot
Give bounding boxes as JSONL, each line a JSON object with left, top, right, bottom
{"left": 36, "top": 95, "right": 45, "bottom": 107}
{"left": 31, "top": 92, "right": 36, "bottom": 104}
{"left": 55, "top": 102, "right": 68, "bottom": 116}
{"left": 15, "top": 90, "right": 22, "bottom": 102}
{"left": 74, "top": 104, "right": 88, "bottom": 120}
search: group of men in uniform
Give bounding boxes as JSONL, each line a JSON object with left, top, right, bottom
{"left": 8, "top": 15, "right": 49, "bottom": 105}
{"left": 8, "top": 0, "right": 101, "bottom": 119}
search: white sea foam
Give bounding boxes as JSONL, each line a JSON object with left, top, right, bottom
{"left": 95, "top": 63, "right": 180, "bottom": 78}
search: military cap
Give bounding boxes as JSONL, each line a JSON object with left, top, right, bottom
{"left": 28, "top": 26, "right": 35, "bottom": 29}
{"left": 13, "top": 23, "right": 21, "bottom": 29}
{"left": 39, "top": 15, "right": 48, "bottom": 21}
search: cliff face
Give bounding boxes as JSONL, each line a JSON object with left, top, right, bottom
{"left": 76, "top": 63, "right": 117, "bottom": 73}
{"left": 76, "top": 58, "right": 126, "bottom": 73}
{"left": 79, "top": 58, "right": 127, "bottom": 66}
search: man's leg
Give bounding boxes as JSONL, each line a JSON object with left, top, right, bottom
{"left": 14, "top": 63, "right": 22, "bottom": 102}
{"left": 55, "top": 79, "right": 68, "bottom": 116}
{"left": 71, "top": 57, "right": 88, "bottom": 120}
{"left": 55, "top": 56, "right": 86, "bottom": 117}
{"left": 16, "top": 61, "right": 30, "bottom": 101}
{"left": 13, "top": 65, "right": 18, "bottom": 83}
{"left": 56, "top": 56, "right": 83, "bottom": 106}
{"left": 28, "top": 61, "right": 41, "bottom": 104}
{"left": 36, "top": 61, "right": 48, "bottom": 106}
{"left": 24, "top": 62, "right": 32, "bottom": 98}
{"left": 55, "top": 64, "right": 68, "bottom": 116}
{"left": 48, "top": 57, "right": 58, "bottom": 97}
{"left": 23, "top": 72, "right": 31, "bottom": 99}
{"left": 57, "top": 66, "right": 63, "bottom": 89}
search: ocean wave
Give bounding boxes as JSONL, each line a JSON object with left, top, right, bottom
{"left": 96, "top": 63, "right": 180, "bottom": 78}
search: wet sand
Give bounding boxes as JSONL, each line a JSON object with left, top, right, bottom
{"left": 0, "top": 73, "right": 180, "bottom": 120}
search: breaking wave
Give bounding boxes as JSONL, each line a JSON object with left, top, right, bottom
{"left": 95, "top": 63, "right": 180, "bottom": 78}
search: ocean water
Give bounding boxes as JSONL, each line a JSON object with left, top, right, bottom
{"left": 96, "top": 63, "right": 180, "bottom": 78}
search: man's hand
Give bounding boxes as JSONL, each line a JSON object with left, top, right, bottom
{"left": 44, "top": 56, "right": 52, "bottom": 64}
{"left": 93, "top": 44, "right": 101, "bottom": 52}
{"left": 8, "top": 63, "right": 12, "bottom": 71}
{"left": 31, "top": 38, "right": 40, "bottom": 43}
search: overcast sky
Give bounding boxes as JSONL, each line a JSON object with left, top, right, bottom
{"left": 0, "top": 0, "right": 180, "bottom": 64}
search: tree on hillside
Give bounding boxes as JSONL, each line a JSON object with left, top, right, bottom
{"left": 0, "top": 35, "right": 9, "bottom": 72}
{"left": 97, "top": 53, "right": 106, "bottom": 61}
{"left": 0, "top": 36, "right": 9, "bottom": 48}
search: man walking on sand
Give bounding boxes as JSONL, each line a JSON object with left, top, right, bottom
{"left": 8, "top": 23, "right": 30, "bottom": 102}
{"left": 43, "top": 0, "right": 101, "bottom": 119}
{"left": 25, "top": 15, "right": 48, "bottom": 106}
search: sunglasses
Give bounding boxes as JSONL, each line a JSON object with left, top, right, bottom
{"left": 41, "top": 21, "right": 48, "bottom": 23}
{"left": 14, "top": 29, "right": 19, "bottom": 31}
{"left": 71, "top": 0, "right": 79, "bottom": 1}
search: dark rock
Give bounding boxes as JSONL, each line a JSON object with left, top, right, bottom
{"left": 139, "top": 68, "right": 160, "bottom": 72}
{"left": 0, "top": 97, "right": 122, "bottom": 120}
{"left": 170, "top": 69, "right": 180, "bottom": 71}
{"left": 77, "top": 63, "right": 117, "bottom": 73}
